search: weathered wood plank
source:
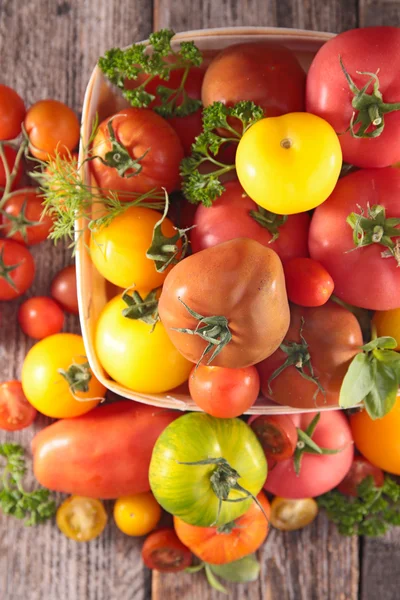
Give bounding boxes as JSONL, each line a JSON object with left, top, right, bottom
{"left": 0, "top": 1, "right": 153, "bottom": 599}
{"left": 359, "top": 0, "right": 400, "bottom": 26}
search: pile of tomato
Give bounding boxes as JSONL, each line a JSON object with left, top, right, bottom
{"left": 1, "top": 25, "right": 400, "bottom": 589}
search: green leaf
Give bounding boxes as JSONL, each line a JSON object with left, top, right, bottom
{"left": 204, "top": 564, "right": 228, "bottom": 594}
{"left": 363, "top": 359, "right": 399, "bottom": 419}
{"left": 339, "top": 352, "right": 374, "bottom": 408}
{"left": 209, "top": 555, "right": 261, "bottom": 583}
{"left": 362, "top": 336, "right": 398, "bottom": 351}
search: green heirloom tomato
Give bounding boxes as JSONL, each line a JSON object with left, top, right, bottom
{"left": 149, "top": 412, "right": 267, "bottom": 527}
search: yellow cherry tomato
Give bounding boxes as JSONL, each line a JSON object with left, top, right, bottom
{"left": 114, "top": 492, "right": 161, "bottom": 536}
{"left": 56, "top": 496, "right": 107, "bottom": 542}
{"left": 269, "top": 497, "right": 318, "bottom": 531}
{"left": 90, "top": 206, "right": 178, "bottom": 289}
{"left": 236, "top": 112, "right": 342, "bottom": 215}
{"left": 373, "top": 308, "right": 400, "bottom": 350}
{"left": 95, "top": 294, "right": 192, "bottom": 393}
{"left": 350, "top": 396, "right": 400, "bottom": 475}
{"left": 21, "top": 333, "right": 104, "bottom": 418}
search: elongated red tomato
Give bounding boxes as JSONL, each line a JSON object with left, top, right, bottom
{"left": 191, "top": 180, "right": 310, "bottom": 263}
{"left": 307, "top": 27, "right": 400, "bottom": 167}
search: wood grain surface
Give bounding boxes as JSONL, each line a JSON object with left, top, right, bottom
{"left": 0, "top": 1, "right": 399, "bottom": 599}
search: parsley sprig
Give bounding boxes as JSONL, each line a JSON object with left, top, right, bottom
{"left": 180, "top": 101, "right": 264, "bottom": 206}
{"left": 98, "top": 29, "right": 203, "bottom": 118}
{"left": 0, "top": 443, "right": 56, "bottom": 526}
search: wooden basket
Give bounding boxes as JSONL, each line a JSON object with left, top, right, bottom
{"left": 76, "top": 26, "right": 338, "bottom": 414}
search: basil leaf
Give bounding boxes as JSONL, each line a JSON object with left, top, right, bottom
{"left": 339, "top": 353, "right": 374, "bottom": 408}
{"left": 364, "top": 359, "right": 399, "bottom": 419}
{"left": 362, "top": 336, "right": 398, "bottom": 351}
{"left": 209, "top": 555, "right": 260, "bottom": 583}
{"left": 204, "top": 565, "right": 228, "bottom": 594}
{"left": 373, "top": 349, "right": 400, "bottom": 378}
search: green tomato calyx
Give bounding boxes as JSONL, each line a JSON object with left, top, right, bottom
{"left": 0, "top": 245, "right": 23, "bottom": 292}
{"left": 249, "top": 206, "right": 288, "bottom": 243}
{"left": 340, "top": 56, "right": 400, "bottom": 138}
{"left": 121, "top": 288, "right": 160, "bottom": 328}
{"left": 0, "top": 195, "right": 42, "bottom": 243}
{"left": 293, "top": 413, "right": 344, "bottom": 476}
{"left": 58, "top": 360, "right": 92, "bottom": 394}
{"left": 96, "top": 120, "right": 150, "bottom": 178}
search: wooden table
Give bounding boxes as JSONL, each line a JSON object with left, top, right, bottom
{"left": 0, "top": 1, "right": 399, "bottom": 598}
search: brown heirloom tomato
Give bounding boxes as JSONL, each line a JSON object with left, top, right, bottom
{"left": 257, "top": 301, "right": 363, "bottom": 409}
{"left": 158, "top": 238, "right": 290, "bottom": 368}
{"left": 202, "top": 42, "right": 305, "bottom": 116}
{"left": 90, "top": 108, "right": 184, "bottom": 196}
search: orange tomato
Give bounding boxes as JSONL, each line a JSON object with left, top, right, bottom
{"left": 25, "top": 100, "right": 80, "bottom": 160}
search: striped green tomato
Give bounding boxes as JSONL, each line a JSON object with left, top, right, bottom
{"left": 149, "top": 412, "right": 267, "bottom": 527}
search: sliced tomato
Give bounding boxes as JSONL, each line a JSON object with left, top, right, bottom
{"left": 0, "top": 381, "right": 37, "bottom": 431}
{"left": 249, "top": 415, "right": 298, "bottom": 462}
{"left": 142, "top": 528, "right": 192, "bottom": 572}
{"left": 270, "top": 497, "right": 319, "bottom": 531}
{"left": 337, "top": 456, "right": 385, "bottom": 497}
{"left": 56, "top": 496, "right": 108, "bottom": 542}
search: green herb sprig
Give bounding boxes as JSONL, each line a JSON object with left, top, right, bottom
{"left": 0, "top": 443, "right": 56, "bottom": 526}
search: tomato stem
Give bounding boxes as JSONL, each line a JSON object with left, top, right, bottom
{"left": 122, "top": 288, "right": 160, "bottom": 329}
{"left": 94, "top": 120, "right": 150, "bottom": 178}
{"left": 293, "top": 413, "right": 344, "bottom": 476}
{"left": 0, "top": 140, "right": 29, "bottom": 210}
{"left": 249, "top": 207, "right": 288, "bottom": 242}
{"left": 58, "top": 361, "right": 92, "bottom": 394}
{"left": 346, "top": 203, "right": 400, "bottom": 264}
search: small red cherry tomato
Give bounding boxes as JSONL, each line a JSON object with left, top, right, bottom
{"left": 284, "top": 257, "right": 334, "bottom": 307}
{"left": 337, "top": 456, "right": 385, "bottom": 497}
{"left": 141, "top": 528, "right": 192, "bottom": 572}
{"left": 2, "top": 189, "right": 53, "bottom": 245}
{"left": 18, "top": 296, "right": 64, "bottom": 340}
{"left": 249, "top": 414, "right": 298, "bottom": 462}
{"left": 0, "top": 239, "right": 35, "bottom": 300}
{"left": 0, "top": 85, "right": 26, "bottom": 140}
{"left": 0, "top": 381, "right": 37, "bottom": 431}
{"left": 50, "top": 264, "right": 78, "bottom": 314}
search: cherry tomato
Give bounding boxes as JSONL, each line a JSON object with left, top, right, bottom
{"left": 0, "top": 239, "right": 35, "bottom": 300}
{"left": 0, "top": 145, "right": 23, "bottom": 190}
{"left": 114, "top": 492, "right": 161, "bottom": 537}
{"left": 50, "top": 264, "right": 78, "bottom": 314}
{"left": 24, "top": 100, "right": 80, "bottom": 160}
{"left": 0, "top": 381, "right": 37, "bottom": 431}
{"left": 337, "top": 456, "right": 384, "bottom": 497}
{"left": 249, "top": 415, "right": 298, "bottom": 462}
{"left": 284, "top": 258, "right": 335, "bottom": 307}
{"left": 2, "top": 189, "right": 53, "bottom": 245}
{"left": 0, "top": 85, "right": 26, "bottom": 140}
{"left": 188, "top": 364, "right": 260, "bottom": 418}
{"left": 142, "top": 528, "right": 192, "bottom": 572}
{"left": 56, "top": 496, "right": 107, "bottom": 542}
{"left": 269, "top": 497, "right": 318, "bottom": 531}
{"left": 18, "top": 296, "right": 64, "bottom": 339}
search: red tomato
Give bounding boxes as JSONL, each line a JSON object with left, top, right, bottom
{"left": 309, "top": 167, "right": 400, "bottom": 310}
{"left": 264, "top": 411, "right": 354, "bottom": 498}
{"left": 202, "top": 42, "right": 305, "bottom": 116}
{"left": 90, "top": 108, "right": 184, "bottom": 196}
{"left": 0, "top": 145, "right": 23, "bottom": 190}
{"left": 306, "top": 27, "right": 400, "bottom": 168}
{"left": 50, "top": 264, "right": 78, "bottom": 314}
{"left": 0, "top": 239, "right": 35, "bottom": 300}
{"left": 337, "top": 456, "right": 384, "bottom": 497}
{"left": 24, "top": 100, "right": 80, "bottom": 161}
{"left": 0, "top": 381, "right": 37, "bottom": 431}
{"left": 191, "top": 180, "right": 310, "bottom": 262}
{"left": 142, "top": 528, "right": 192, "bottom": 572}
{"left": 0, "top": 85, "right": 26, "bottom": 140}
{"left": 32, "top": 401, "right": 178, "bottom": 499}
{"left": 18, "top": 296, "right": 64, "bottom": 339}
{"left": 188, "top": 364, "right": 260, "bottom": 418}
{"left": 2, "top": 189, "right": 53, "bottom": 245}
{"left": 284, "top": 258, "right": 334, "bottom": 307}
{"left": 249, "top": 414, "right": 298, "bottom": 462}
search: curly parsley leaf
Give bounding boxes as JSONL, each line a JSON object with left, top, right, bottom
{"left": 318, "top": 475, "right": 400, "bottom": 536}
{"left": 181, "top": 101, "right": 264, "bottom": 206}
{"left": 0, "top": 443, "right": 56, "bottom": 526}
{"left": 98, "top": 29, "right": 203, "bottom": 118}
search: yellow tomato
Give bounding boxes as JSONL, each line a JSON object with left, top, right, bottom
{"left": 114, "top": 492, "right": 161, "bottom": 536}
{"left": 21, "top": 333, "right": 104, "bottom": 418}
{"left": 373, "top": 308, "right": 400, "bottom": 350}
{"left": 236, "top": 112, "right": 342, "bottom": 215}
{"left": 95, "top": 294, "right": 192, "bottom": 393}
{"left": 57, "top": 496, "right": 107, "bottom": 542}
{"left": 350, "top": 396, "right": 400, "bottom": 475}
{"left": 269, "top": 497, "right": 318, "bottom": 531}
{"left": 90, "top": 206, "right": 178, "bottom": 289}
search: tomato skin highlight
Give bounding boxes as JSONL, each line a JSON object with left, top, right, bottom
{"left": 284, "top": 258, "right": 334, "bottom": 307}
{"left": 309, "top": 167, "right": 400, "bottom": 311}
{"left": 264, "top": 411, "right": 354, "bottom": 499}
{"left": 189, "top": 364, "right": 260, "bottom": 418}
{"left": 174, "top": 491, "right": 270, "bottom": 565}
{"left": 18, "top": 296, "right": 64, "bottom": 339}
{"left": 249, "top": 414, "right": 298, "bottom": 462}
{"left": 0, "top": 85, "right": 26, "bottom": 140}
{"left": 142, "top": 528, "right": 192, "bottom": 572}
{"left": 191, "top": 180, "right": 310, "bottom": 263}
{"left": 56, "top": 496, "right": 108, "bottom": 542}
{"left": 306, "top": 27, "right": 400, "bottom": 168}
{"left": 50, "top": 264, "right": 78, "bottom": 314}
{"left": 0, "top": 145, "right": 23, "bottom": 189}
{"left": 114, "top": 492, "right": 161, "bottom": 537}
{"left": 0, "top": 239, "right": 35, "bottom": 301}
{"left": 2, "top": 189, "right": 54, "bottom": 245}
{"left": 32, "top": 401, "right": 178, "bottom": 499}
{"left": 0, "top": 381, "right": 37, "bottom": 431}
{"left": 337, "top": 456, "right": 384, "bottom": 497}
